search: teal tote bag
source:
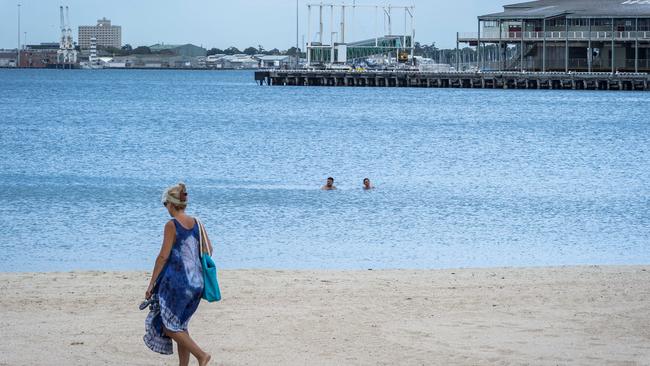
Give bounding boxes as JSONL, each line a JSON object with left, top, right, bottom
{"left": 197, "top": 218, "right": 221, "bottom": 302}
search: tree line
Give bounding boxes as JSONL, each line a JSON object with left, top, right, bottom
{"left": 98, "top": 44, "right": 170, "bottom": 56}
{"left": 97, "top": 42, "right": 477, "bottom": 63}
{"left": 97, "top": 44, "right": 306, "bottom": 57}
{"left": 206, "top": 46, "right": 304, "bottom": 57}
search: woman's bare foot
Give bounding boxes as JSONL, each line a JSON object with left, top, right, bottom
{"left": 198, "top": 353, "right": 211, "bottom": 366}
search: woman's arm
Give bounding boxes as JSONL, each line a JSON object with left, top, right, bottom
{"left": 145, "top": 221, "right": 175, "bottom": 299}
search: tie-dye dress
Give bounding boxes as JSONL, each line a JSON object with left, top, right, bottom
{"left": 144, "top": 218, "right": 204, "bottom": 354}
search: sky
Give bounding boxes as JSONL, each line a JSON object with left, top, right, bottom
{"left": 0, "top": 0, "right": 506, "bottom": 50}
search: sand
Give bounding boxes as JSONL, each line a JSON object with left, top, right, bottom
{"left": 1, "top": 266, "right": 649, "bottom": 365}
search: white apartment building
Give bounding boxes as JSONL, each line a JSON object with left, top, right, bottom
{"left": 78, "top": 18, "right": 121, "bottom": 49}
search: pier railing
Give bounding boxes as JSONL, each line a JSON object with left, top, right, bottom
{"left": 459, "top": 31, "right": 650, "bottom": 42}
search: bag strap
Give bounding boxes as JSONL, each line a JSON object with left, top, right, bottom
{"left": 197, "top": 217, "right": 204, "bottom": 256}
{"left": 195, "top": 217, "right": 211, "bottom": 256}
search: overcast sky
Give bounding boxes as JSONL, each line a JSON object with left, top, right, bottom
{"left": 0, "top": 0, "right": 505, "bottom": 50}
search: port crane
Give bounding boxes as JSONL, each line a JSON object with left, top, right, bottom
{"left": 57, "top": 5, "right": 77, "bottom": 67}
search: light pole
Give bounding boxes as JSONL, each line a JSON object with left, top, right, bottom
{"left": 296, "top": 0, "right": 299, "bottom": 68}
{"left": 17, "top": 3, "right": 21, "bottom": 68}
{"left": 351, "top": 0, "right": 356, "bottom": 42}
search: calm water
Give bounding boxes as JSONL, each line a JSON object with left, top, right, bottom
{"left": 0, "top": 69, "right": 648, "bottom": 272}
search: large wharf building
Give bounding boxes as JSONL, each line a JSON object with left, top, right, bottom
{"left": 78, "top": 18, "right": 121, "bottom": 50}
{"left": 458, "top": 0, "right": 650, "bottom": 72}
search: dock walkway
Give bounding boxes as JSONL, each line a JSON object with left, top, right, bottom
{"left": 255, "top": 70, "right": 650, "bottom": 91}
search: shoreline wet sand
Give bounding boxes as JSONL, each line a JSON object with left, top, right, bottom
{"left": 1, "top": 266, "right": 649, "bottom": 365}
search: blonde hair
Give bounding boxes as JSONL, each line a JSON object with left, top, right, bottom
{"left": 162, "top": 182, "right": 188, "bottom": 210}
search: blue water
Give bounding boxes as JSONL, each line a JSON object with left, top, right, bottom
{"left": 0, "top": 69, "right": 648, "bottom": 272}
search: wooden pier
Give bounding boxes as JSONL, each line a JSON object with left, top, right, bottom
{"left": 255, "top": 70, "right": 650, "bottom": 91}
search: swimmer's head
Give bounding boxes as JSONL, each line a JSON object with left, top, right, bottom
{"left": 363, "top": 178, "right": 371, "bottom": 189}
{"left": 326, "top": 177, "right": 334, "bottom": 187}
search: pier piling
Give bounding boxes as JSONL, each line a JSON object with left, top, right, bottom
{"left": 254, "top": 70, "right": 650, "bottom": 92}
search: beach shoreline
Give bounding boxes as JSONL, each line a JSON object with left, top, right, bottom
{"left": 1, "top": 266, "right": 649, "bottom": 365}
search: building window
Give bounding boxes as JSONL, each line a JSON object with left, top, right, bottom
{"left": 593, "top": 19, "right": 612, "bottom": 27}
{"left": 569, "top": 19, "right": 588, "bottom": 27}
{"left": 640, "top": 19, "right": 650, "bottom": 31}
{"left": 547, "top": 18, "right": 567, "bottom": 27}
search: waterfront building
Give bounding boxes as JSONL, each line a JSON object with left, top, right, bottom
{"left": 78, "top": 18, "right": 121, "bottom": 50}
{"left": 204, "top": 54, "right": 259, "bottom": 69}
{"left": 305, "top": 3, "right": 415, "bottom": 65}
{"left": 309, "top": 36, "right": 413, "bottom": 65}
{"left": 17, "top": 50, "right": 58, "bottom": 68}
{"left": 0, "top": 51, "right": 17, "bottom": 67}
{"left": 106, "top": 54, "right": 205, "bottom": 69}
{"left": 149, "top": 44, "right": 207, "bottom": 57}
{"left": 15, "top": 44, "right": 60, "bottom": 68}
{"left": 457, "top": 0, "right": 650, "bottom": 72}
{"left": 258, "top": 55, "right": 292, "bottom": 68}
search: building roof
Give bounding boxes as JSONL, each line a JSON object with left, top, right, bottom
{"left": 149, "top": 44, "right": 182, "bottom": 50}
{"left": 259, "top": 55, "right": 290, "bottom": 61}
{"left": 26, "top": 43, "right": 60, "bottom": 50}
{"left": 480, "top": 0, "right": 650, "bottom": 19}
{"left": 220, "top": 55, "right": 257, "bottom": 61}
{"left": 149, "top": 43, "right": 205, "bottom": 51}
{"left": 347, "top": 35, "right": 410, "bottom": 47}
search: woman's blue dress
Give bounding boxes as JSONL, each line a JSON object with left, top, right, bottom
{"left": 144, "top": 218, "right": 204, "bottom": 354}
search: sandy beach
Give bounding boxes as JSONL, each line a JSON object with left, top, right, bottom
{"left": 1, "top": 266, "right": 649, "bottom": 365}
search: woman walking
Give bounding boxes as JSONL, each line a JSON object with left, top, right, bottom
{"left": 144, "top": 182, "right": 212, "bottom": 366}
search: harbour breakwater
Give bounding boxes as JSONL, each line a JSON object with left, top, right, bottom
{"left": 255, "top": 70, "right": 650, "bottom": 91}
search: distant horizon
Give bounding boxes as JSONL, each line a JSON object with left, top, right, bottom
{"left": 0, "top": 0, "right": 505, "bottom": 50}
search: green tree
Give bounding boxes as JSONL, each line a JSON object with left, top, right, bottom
{"left": 133, "top": 46, "right": 152, "bottom": 55}
{"left": 100, "top": 46, "right": 127, "bottom": 56}
{"left": 207, "top": 48, "right": 223, "bottom": 56}
{"left": 285, "top": 47, "right": 306, "bottom": 58}
{"left": 243, "top": 47, "right": 258, "bottom": 55}
{"left": 285, "top": 47, "right": 298, "bottom": 56}
{"left": 414, "top": 42, "right": 422, "bottom": 56}
{"left": 224, "top": 46, "right": 241, "bottom": 55}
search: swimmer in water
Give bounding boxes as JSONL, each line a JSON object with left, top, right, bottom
{"left": 321, "top": 177, "right": 336, "bottom": 190}
{"left": 363, "top": 178, "right": 374, "bottom": 190}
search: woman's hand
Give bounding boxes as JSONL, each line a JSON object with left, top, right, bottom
{"left": 145, "top": 284, "right": 154, "bottom": 300}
